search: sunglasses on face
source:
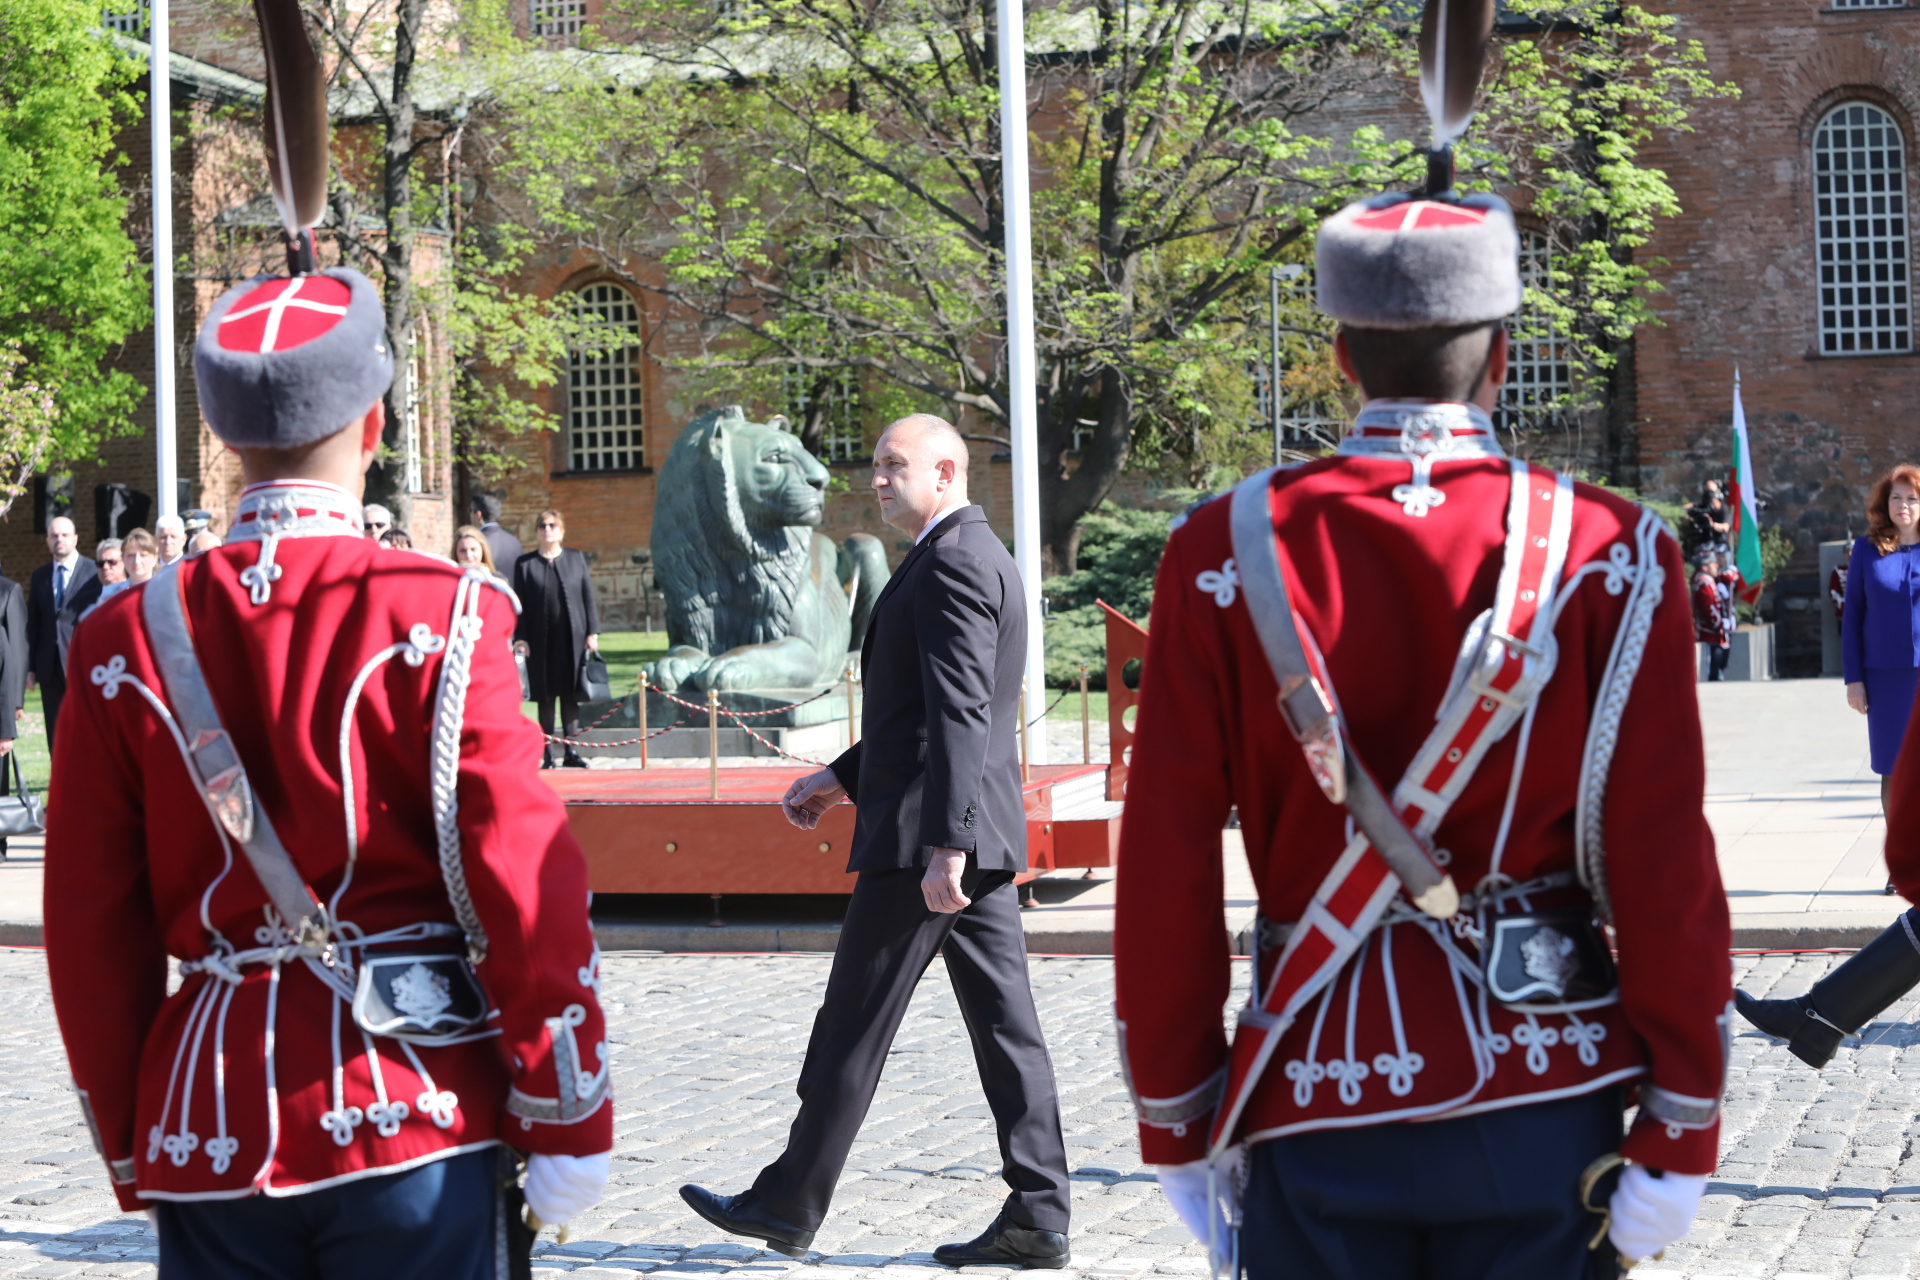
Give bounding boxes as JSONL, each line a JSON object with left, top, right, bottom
{"left": 100, "top": 558, "right": 122, "bottom": 568}
{"left": 537, "top": 522, "right": 559, "bottom": 529}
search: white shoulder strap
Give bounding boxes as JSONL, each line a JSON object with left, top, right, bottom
{"left": 141, "top": 564, "right": 329, "bottom": 950}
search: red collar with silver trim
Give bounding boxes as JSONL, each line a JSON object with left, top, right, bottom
{"left": 1338, "top": 401, "right": 1503, "bottom": 458}
{"left": 229, "top": 481, "right": 364, "bottom": 542}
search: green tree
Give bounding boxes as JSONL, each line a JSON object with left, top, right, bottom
{"left": 479, "top": 0, "right": 1726, "bottom": 574}
{"left": 0, "top": 0, "right": 145, "bottom": 459}
{"left": 183, "top": 0, "right": 585, "bottom": 495}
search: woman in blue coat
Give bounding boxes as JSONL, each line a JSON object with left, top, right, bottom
{"left": 1744, "top": 465, "right": 1920, "bottom": 1066}
{"left": 1843, "top": 463, "right": 1920, "bottom": 810}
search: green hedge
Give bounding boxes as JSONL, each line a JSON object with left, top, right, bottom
{"left": 1042, "top": 503, "right": 1179, "bottom": 688}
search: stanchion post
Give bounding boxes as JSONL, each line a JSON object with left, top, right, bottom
{"left": 708, "top": 689, "right": 720, "bottom": 800}
{"left": 1019, "top": 679, "right": 1031, "bottom": 785}
{"left": 1078, "top": 664, "right": 1090, "bottom": 764}
{"left": 638, "top": 675, "right": 649, "bottom": 770}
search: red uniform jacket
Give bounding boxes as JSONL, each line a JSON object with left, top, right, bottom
{"left": 45, "top": 482, "right": 612, "bottom": 1210}
{"left": 1113, "top": 414, "right": 1731, "bottom": 1176}
{"left": 1694, "top": 569, "right": 1729, "bottom": 646}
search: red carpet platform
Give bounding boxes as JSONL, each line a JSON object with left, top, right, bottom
{"left": 542, "top": 763, "right": 1119, "bottom": 896}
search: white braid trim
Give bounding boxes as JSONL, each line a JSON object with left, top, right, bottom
{"left": 1573, "top": 508, "right": 1668, "bottom": 922}
{"left": 430, "top": 575, "right": 490, "bottom": 963}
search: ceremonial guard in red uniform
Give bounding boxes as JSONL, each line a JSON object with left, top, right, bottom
{"left": 43, "top": 7, "right": 611, "bottom": 1273}
{"left": 1693, "top": 548, "right": 1732, "bottom": 681}
{"left": 1112, "top": 4, "right": 1731, "bottom": 1276}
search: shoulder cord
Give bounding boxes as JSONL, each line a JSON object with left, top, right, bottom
{"left": 1574, "top": 508, "right": 1668, "bottom": 922}
{"left": 431, "top": 571, "right": 492, "bottom": 964}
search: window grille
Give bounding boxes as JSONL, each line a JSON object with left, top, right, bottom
{"left": 402, "top": 333, "right": 423, "bottom": 495}
{"left": 783, "top": 365, "right": 862, "bottom": 461}
{"left": 1499, "top": 231, "right": 1573, "bottom": 430}
{"left": 568, "top": 284, "right": 643, "bottom": 472}
{"left": 102, "top": 4, "right": 145, "bottom": 33}
{"left": 1832, "top": 0, "right": 1904, "bottom": 8}
{"left": 1815, "top": 102, "right": 1911, "bottom": 354}
{"left": 531, "top": 0, "right": 584, "bottom": 39}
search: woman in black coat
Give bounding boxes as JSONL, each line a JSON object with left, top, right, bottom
{"left": 512, "top": 509, "right": 600, "bottom": 768}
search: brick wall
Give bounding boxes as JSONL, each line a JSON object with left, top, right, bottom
{"left": 1635, "top": 0, "right": 1920, "bottom": 674}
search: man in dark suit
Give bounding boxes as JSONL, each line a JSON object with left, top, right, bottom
{"left": 681, "top": 415, "right": 1071, "bottom": 1267}
{"left": 472, "top": 492, "right": 522, "bottom": 570}
{"left": 26, "top": 515, "right": 100, "bottom": 750}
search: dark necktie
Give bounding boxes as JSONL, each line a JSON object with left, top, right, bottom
{"left": 53, "top": 563, "right": 65, "bottom": 610}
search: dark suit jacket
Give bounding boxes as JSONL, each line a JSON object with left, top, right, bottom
{"left": 0, "top": 577, "right": 25, "bottom": 738}
{"left": 27, "top": 557, "right": 99, "bottom": 690}
{"left": 481, "top": 522, "right": 523, "bottom": 574}
{"left": 828, "top": 505, "right": 1027, "bottom": 873}
{"left": 511, "top": 548, "right": 600, "bottom": 701}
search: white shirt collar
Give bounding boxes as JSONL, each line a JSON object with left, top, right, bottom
{"left": 913, "top": 497, "right": 972, "bottom": 545}
{"left": 52, "top": 552, "right": 77, "bottom": 571}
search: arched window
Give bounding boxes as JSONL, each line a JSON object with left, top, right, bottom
{"left": 1814, "top": 102, "right": 1911, "bottom": 354}
{"left": 1499, "top": 230, "right": 1571, "bottom": 430}
{"left": 568, "top": 283, "right": 643, "bottom": 472}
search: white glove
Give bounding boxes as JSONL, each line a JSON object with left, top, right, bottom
{"left": 524, "top": 1151, "right": 611, "bottom": 1225}
{"left": 1607, "top": 1164, "right": 1705, "bottom": 1262}
{"left": 1156, "top": 1155, "right": 1238, "bottom": 1266}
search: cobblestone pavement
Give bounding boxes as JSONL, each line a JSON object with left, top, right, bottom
{"left": 13, "top": 949, "right": 1920, "bottom": 1278}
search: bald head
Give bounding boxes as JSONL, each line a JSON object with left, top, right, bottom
{"left": 45, "top": 515, "right": 76, "bottom": 561}
{"left": 872, "top": 413, "right": 970, "bottom": 537}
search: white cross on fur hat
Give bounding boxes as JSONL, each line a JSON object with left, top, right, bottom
{"left": 191, "top": 267, "right": 393, "bottom": 449}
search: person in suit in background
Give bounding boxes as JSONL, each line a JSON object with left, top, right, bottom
{"left": 153, "top": 514, "right": 187, "bottom": 568}
{"left": 94, "top": 540, "right": 125, "bottom": 586}
{"left": 26, "top": 516, "right": 100, "bottom": 751}
{"left": 512, "top": 510, "right": 599, "bottom": 769}
{"left": 472, "top": 492, "right": 522, "bottom": 571}
{"left": 680, "top": 414, "right": 1072, "bottom": 1269}
{"left": 0, "top": 559, "right": 25, "bottom": 861}
{"left": 362, "top": 503, "right": 393, "bottom": 541}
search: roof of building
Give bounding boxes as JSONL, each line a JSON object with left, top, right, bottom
{"left": 110, "top": 31, "right": 264, "bottom": 105}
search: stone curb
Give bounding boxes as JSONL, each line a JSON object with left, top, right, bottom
{"left": 0, "top": 918, "right": 1900, "bottom": 953}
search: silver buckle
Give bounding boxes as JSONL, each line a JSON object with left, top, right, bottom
{"left": 1466, "top": 631, "right": 1545, "bottom": 711}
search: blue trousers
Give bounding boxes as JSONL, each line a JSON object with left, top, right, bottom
{"left": 1241, "top": 1088, "right": 1627, "bottom": 1280}
{"left": 154, "top": 1146, "right": 510, "bottom": 1280}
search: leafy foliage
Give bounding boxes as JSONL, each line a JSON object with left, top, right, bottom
{"left": 0, "top": 0, "right": 145, "bottom": 459}
{"left": 0, "top": 341, "right": 58, "bottom": 520}
{"left": 1041, "top": 502, "right": 1176, "bottom": 687}
{"left": 472, "top": 0, "right": 1728, "bottom": 572}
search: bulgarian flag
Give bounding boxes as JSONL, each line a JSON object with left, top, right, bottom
{"left": 1728, "top": 368, "right": 1764, "bottom": 604}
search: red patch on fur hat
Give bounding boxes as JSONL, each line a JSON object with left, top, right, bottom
{"left": 1351, "top": 201, "right": 1491, "bottom": 233}
{"left": 216, "top": 276, "right": 353, "bottom": 354}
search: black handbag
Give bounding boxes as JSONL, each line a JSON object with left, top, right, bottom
{"left": 577, "top": 650, "right": 611, "bottom": 702}
{"left": 0, "top": 748, "right": 43, "bottom": 837}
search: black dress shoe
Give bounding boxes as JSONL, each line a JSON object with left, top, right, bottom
{"left": 679, "top": 1184, "right": 814, "bottom": 1259}
{"left": 934, "top": 1215, "right": 1070, "bottom": 1269}
{"left": 563, "top": 749, "right": 589, "bottom": 768}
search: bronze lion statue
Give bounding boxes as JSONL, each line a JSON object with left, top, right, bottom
{"left": 647, "top": 406, "right": 889, "bottom": 692}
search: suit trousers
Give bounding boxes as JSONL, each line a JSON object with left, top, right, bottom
{"left": 153, "top": 1146, "right": 511, "bottom": 1280}
{"left": 750, "top": 865, "right": 1072, "bottom": 1233}
{"left": 1240, "top": 1087, "right": 1627, "bottom": 1280}
{"left": 40, "top": 679, "right": 63, "bottom": 753}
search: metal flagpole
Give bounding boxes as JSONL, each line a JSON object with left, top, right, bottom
{"left": 1269, "top": 266, "right": 1283, "bottom": 466}
{"left": 996, "top": 0, "right": 1047, "bottom": 763}
{"left": 150, "top": 0, "right": 178, "bottom": 520}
